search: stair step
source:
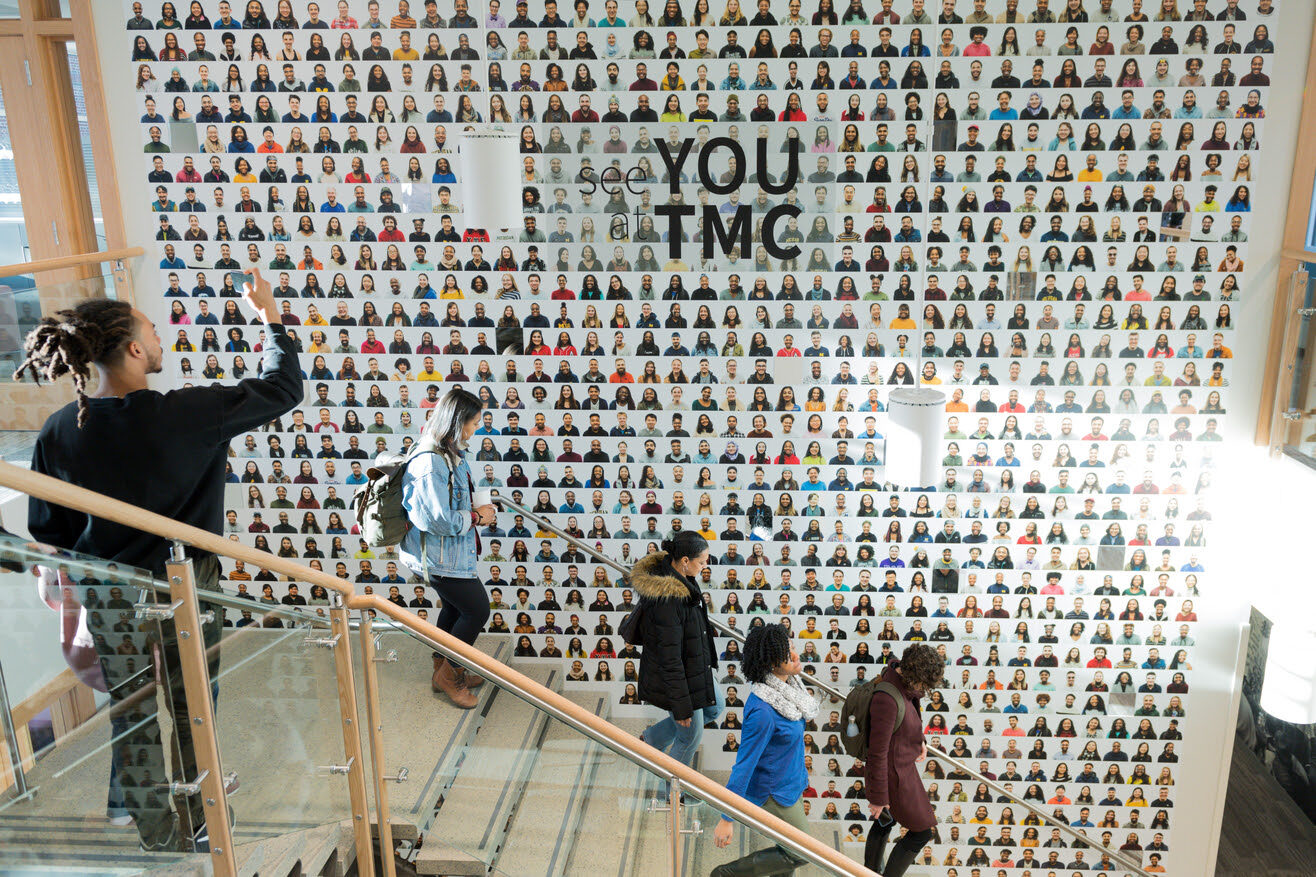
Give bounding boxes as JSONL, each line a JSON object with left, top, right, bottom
{"left": 0, "top": 812, "right": 354, "bottom": 874}
{"left": 412, "top": 840, "right": 487, "bottom": 876}
{"left": 371, "top": 816, "right": 420, "bottom": 842}
{"left": 414, "top": 662, "right": 558, "bottom": 875}
{"left": 494, "top": 690, "right": 611, "bottom": 877}
{"left": 384, "top": 638, "right": 509, "bottom": 834}
{"left": 557, "top": 715, "right": 669, "bottom": 877}
{"left": 231, "top": 820, "right": 349, "bottom": 877}
{"left": 0, "top": 823, "right": 139, "bottom": 847}
{"left": 0, "top": 815, "right": 206, "bottom": 874}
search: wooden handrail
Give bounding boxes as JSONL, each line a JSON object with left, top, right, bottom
{"left": 0, "top": 247, "right": 145, "bottom": 279}
{"left": 0, "top": 460, "right": 872, "bottom": 876}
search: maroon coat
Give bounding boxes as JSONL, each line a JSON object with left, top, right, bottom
{"left": 863, "top": 662, "right": 936, "bottom": 831}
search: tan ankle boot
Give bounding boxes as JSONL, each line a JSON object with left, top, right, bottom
{"left": 434, "top": 660, "right": 478, "bottom": 709}
{"left": 431, "top": 655, "right": 446, "bottom": 693}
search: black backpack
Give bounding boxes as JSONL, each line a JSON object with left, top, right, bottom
{"left": 840, "top": 679, "right": 906, "bottom": 760}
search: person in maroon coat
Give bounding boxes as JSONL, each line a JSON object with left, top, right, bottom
{"left": 863, "top": 643, "right": 943, "bottom": 876}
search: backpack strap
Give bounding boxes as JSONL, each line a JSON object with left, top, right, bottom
{"left": 407, "top": 448, "right": 439, "bottom": 585}
{"left": 874, "top": 680, "right": 906, "bottom": 734}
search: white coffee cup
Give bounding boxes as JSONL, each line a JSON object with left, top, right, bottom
{"left": 473, "top": 489, "right": 493, "bottom": 509}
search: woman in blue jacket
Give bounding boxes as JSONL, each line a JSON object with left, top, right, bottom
{"left": 711, "top": 624, "right": 817, "bottom": 876}
{"left": 401, "top": 387, "right": 496, "bottom": 708}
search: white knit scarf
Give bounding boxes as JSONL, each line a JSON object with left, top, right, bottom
{"left": 750, "top": 674, "right": 821, "bottom": 722}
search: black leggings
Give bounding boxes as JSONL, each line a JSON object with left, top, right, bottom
{"left": 430, "top": 575, "right": 489, "bottom": 667}
{"left": 863, "top": 820, "right": 935, "bottom": 877}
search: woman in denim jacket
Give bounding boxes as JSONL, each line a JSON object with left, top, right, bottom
{"left": 401, "top": 387, "right": 496, "bottom": 708}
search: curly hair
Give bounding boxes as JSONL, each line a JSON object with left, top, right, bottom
{"left": 742, "top": 623, "right": 793, "bottom": 684}
{"left": 13, "top": 299, "right": 137, "bottom": 428}
{"left": 897, "top": 643, "right": 944, "bottom": 692}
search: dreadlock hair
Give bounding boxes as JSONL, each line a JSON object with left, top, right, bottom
{"left": 13, "top": 299, "right": 137, "bottom": 428}
{"left": 742, "top": 623, "right": 793, "bottom": 685}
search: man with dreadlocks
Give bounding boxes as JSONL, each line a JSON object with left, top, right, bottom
{"left": 16, "top": 267, "right": 300, "bottom": 851}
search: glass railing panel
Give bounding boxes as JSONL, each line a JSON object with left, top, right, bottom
{"left": 362, "top": 623, "right": 479, "bottom": 834}
{"left": 0, "top": 273, "right": 119, "bottom": 386}
{"left": 365, "top": 621, "right": 675, "bottom": 876}
{"left": 681, "top": 782, "right": 857, "bottom": 877}
{"left": 0, "top": 535, "right": 202, "bottom": 872}
{"left": 186, "top": 591, "right": 357, "bottom": 863}
{"left": 480, "top": 693, "right": 680, "bottom": 877}
{"left": 364, "top": 612, "right": 868, "bottom": 876}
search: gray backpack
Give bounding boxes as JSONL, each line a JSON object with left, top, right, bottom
{"left": 352, "top": 448, "right": 436, "bottom": 548}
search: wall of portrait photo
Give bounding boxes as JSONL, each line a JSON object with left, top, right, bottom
{"left": 100, "top": 0, "right": 1308, "bottom": 872}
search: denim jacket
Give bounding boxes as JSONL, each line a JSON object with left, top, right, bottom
{"left": 400, "top": 450, "right": 478, "bottom": 579}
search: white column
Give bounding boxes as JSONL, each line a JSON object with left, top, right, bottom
{"left": 885, "top": 387, "right": 947, "bottom": 490}
{"left": 460, "top": 130, "right": 521, "bottom": 233}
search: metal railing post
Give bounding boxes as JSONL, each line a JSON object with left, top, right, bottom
{"left": 356, "top": 612, "right": 398, "bottom": 877}
{"left": 329, "top": 600, "right": 376, "bottom": 877}
{"left": 492, "top": 496, "right": 632, "bottom": 577}
{"left": 164, "top": 542, "right": 236, "bottom": 877}
{"left": 668, "top": 778, "right": 683, "bottom": 877}
{"left": 0, "top": 656, "right": 26, "bottom": 798}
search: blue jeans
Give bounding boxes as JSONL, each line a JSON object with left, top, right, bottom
{"left": 707, "top": 678, "right": 726, "bottom": 724}
{"left": 643, "top": 684, "right": 724, "bottom": 767}
{"left": 643, "top": 707, "right": 714, "bottom": 767}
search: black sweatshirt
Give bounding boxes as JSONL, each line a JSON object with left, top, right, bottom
{"left": 29, "top": 323, "right": 302, "bottom": 577}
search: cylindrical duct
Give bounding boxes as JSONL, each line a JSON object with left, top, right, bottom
{"left": 1260, "top": 623, "right": 1316, "bottom": 724}
{"left": 885, "top": 387, "right": 947, "bottom": 490}
{"left": 460, "top": 130, "right": 521, "bottom": 231}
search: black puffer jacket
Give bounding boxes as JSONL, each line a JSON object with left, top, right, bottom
{"left": 632, "top": 552, "right": 718, "bottom": 721}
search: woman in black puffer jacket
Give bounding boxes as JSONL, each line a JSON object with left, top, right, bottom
{"left": 633, "top": 531, "right": 719, "bottom": 767}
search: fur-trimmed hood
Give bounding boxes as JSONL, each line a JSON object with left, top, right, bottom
{"left": 630, "top": 552, "right": 694, "bottom": 600}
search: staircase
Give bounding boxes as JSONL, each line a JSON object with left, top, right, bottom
{"left": 385, "top": 635, "right": 670, "bottom": 877}
{"left": 0, "top": 814, "right": 204, "bottom": 876}
{"left": 381, "top": 635, "right": 851, "bottom": 877}
{"left": 0, "top": 630, "right": 853, "bottom": 877}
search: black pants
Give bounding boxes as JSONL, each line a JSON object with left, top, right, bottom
{"left": 863, "top": 819, "right": 934, "bottom": 877}
{"left": 430, "top": 575, "right": 489, "bottom": 667}
{"left": 94, "top": 554, "right": 224, "bottom": 850}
